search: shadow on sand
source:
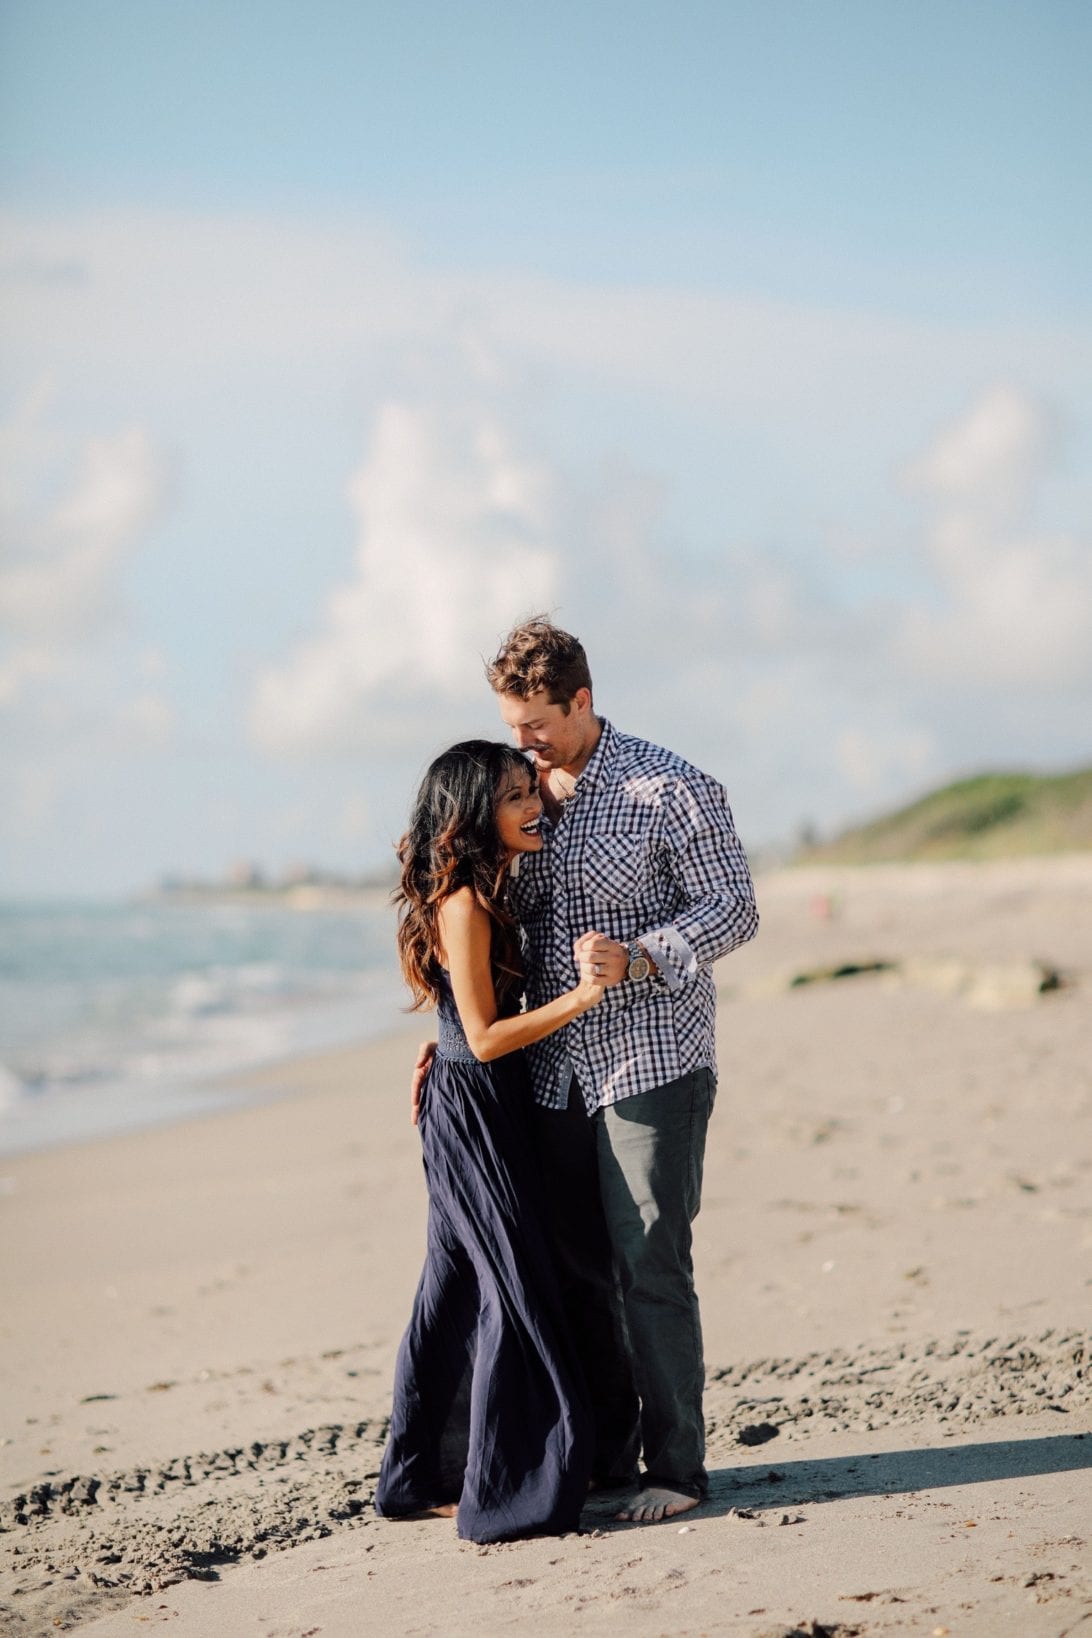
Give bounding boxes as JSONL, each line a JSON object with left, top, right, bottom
{"left": 711, "top": 1430, "right": 1090, "bottom": 1516}
{"left": 586, "top": 1431, "right": 1089, "bottom": 1525}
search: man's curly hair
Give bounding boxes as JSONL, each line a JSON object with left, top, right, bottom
{"left": 485, "top": 615, "right": 593, "bottom": 709}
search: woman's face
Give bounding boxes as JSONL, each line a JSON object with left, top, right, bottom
{"left": 494, "top": 762, "right": 544, "bottom": 860}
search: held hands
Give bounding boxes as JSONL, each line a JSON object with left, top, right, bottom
{"left": 573, "top": 930, "right": 629, "bottom": 987}
{"left": 573, "top": 959, "right": 606, "bottom": 1010}
{"left": 570, "top": 929, "right": 611, "bottom": 1011}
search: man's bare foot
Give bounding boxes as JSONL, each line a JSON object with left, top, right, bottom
{"left": 398, "top": 1502, "right": 457, "bottom": 1519}
{"left": 615, "top": 1487, "right": 700, "bottom": 1524}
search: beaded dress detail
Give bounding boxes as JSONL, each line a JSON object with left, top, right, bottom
{"left": 434, "top": 972, "right": 479, "bottom": 1064}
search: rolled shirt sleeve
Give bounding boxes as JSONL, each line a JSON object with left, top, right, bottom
{"left": 640, "top": 771, "right": 759, "bottom": 990}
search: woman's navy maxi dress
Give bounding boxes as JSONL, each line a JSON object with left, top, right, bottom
{"left": 374, "top": 975, "right": 593, "bottom": 1543}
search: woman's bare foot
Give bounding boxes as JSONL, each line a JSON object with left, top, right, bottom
{"left": 615, "top": 1487, "right": 700, "bottom": 1524}
{"left": 398, "top": 1502, "right": 458, "bottom": 1519}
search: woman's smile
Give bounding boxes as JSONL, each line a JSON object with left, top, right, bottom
{"left": 496, "top": 766, "right": 544, "bottom": 857}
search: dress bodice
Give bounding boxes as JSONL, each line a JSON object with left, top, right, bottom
{"left": 435, "top": 969, "right": 518, "bottom": 1065}
{"left": 436, "top": 971, "right": 478, "bottom": 1064}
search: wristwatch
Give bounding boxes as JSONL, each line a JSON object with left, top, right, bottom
{"left": 626, "top": 941, "right": 653, "bottom": 982}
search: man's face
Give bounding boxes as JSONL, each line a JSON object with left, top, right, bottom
{"left": 497, "top": 687, "right": 592, "bottom": 773}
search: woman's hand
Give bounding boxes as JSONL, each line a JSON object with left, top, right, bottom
{"left": 573, "top": 961, "right": 606, "bottom": 1010}
{"left": 573, "top": 929, "right": 627, "bottom": 987}
{"left": 572, "top": 933, "right": 607, "bottom": 1011}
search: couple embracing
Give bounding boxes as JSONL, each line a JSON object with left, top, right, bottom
{"left": 374, "top": 617, "right": 759, "bottom": 1542}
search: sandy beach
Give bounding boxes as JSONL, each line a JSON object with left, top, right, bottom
{"left": 2, "top": 856, "right": 1090, "bottom": 1638}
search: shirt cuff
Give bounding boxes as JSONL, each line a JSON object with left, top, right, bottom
{"left": 641, "top": 926, "right": 697, "bottom": 993}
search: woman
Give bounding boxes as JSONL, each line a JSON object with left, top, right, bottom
{"left": 373, "top": 741, "right": 604, "bottom": 1542}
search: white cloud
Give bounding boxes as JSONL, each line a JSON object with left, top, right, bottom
{"left": 249, "top": 400, "right": 558, "bottom": 753}
{"left": 0, "top": 210, "right": 420, "bottom": 375}
{"left": 6, "top": 762, "right": 62, "bottom": 830}
{"left": 3, "top": 207, "right": 1090, "bottom": 888}
{"left": 536, "top": 387, "right": 1088, "bottom": 844}
{"left": 836, "top": 725, "right": 937, "bottom": 801}
{"left": 245, "top": 378, "right": 1091, "bottom": 856}
{"left": 0, "top": 644, "right": 53, "bottom": 709}
{"left": 903, "top": 383, "right": 1054, "bottom": 510}
{"left": 1, "top": 423, "right": 167, "bottom": 645}
{"left": 4, "top": 209, "right": 1086, "bottom": 438}
{"left": 0, "top": 399, "right": 174, "bottom": 792}
{"left": 897, "top": 386, "right": 1092, "bottom": 692}
{"left": 119, "top": 691, "right": 175, "bottom": 746}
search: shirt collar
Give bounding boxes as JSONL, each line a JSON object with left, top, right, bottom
{"left": 574, "top": 716, "right": 617, "bottom": 793}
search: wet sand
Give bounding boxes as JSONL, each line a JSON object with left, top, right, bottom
{"left": 2, "top": 857, "right": 1090, "bottom": 1637}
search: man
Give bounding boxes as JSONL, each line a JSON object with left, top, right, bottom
{"left": 415, "top": 616, "right": 758, "bottom": 1523}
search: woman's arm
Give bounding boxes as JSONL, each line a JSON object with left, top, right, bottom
{"left": 439, "top": 888, "right": 603, "bottom": 1063}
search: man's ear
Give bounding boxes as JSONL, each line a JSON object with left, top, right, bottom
{"left": 572, "top": 686, "right": 592, "bottom": 715}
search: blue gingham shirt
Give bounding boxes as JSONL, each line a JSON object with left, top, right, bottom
{"left": 509, "top": 719, "right": 759, "bottom": 1112}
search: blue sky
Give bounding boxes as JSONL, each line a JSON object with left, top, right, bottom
{"left": 4, "top": 1, "right": 1088, "bottom": 309}
{"left": 2, "top": 0, "right": 1090, "bottom": 893}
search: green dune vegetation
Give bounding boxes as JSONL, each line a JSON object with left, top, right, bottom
{"left": 799, "top": 766, "right": 1092, "bottom": 864}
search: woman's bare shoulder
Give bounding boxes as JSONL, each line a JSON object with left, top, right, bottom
{"left": 437, "top": 886, "right": 488, "bottom": 930}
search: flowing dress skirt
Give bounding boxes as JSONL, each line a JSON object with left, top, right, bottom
{"left": 374, "top": 1040, "right": 593, "bottom": 1543}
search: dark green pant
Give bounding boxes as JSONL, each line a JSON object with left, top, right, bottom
{"left": 533, "top": 1067, "right": 714, "bottom": 1499}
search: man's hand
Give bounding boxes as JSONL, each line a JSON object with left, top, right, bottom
{"left": 411, "top": 1040, "right": 436, "bottom": 1126}
{"left": 573, "top": 930, "right": 628, "bottom": 986}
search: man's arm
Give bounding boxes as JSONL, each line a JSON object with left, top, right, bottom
{"left": 639, "top": 770, "right": 758, "bottom": 988}
{"left": 576, "top": 772, "right": 758, "bottom": 992}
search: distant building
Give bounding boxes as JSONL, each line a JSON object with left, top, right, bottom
{"left": 228, "top": 860, "right": 267, "bottom": 890}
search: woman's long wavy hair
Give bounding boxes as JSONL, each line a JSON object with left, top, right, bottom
{"left": 395, "top": 740, "right": 533, "bottom": 1010}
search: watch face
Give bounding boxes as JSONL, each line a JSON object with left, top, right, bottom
{"left": 627, "top": 955, "right": 651, "bottom": 981}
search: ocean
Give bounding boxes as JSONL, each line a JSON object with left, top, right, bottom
{"left": 0, "top": 896, "right": 407, "bottom": 1158}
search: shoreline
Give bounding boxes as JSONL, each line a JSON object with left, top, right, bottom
{"left": 2, "top": 857, "right": 1090, "bottom": 1635}
{"left": 0, "top": 1021, "right": 420, "bottom": 1165}
{"left": 5, "top": 852, "right": 1090, "bottom": 1166}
